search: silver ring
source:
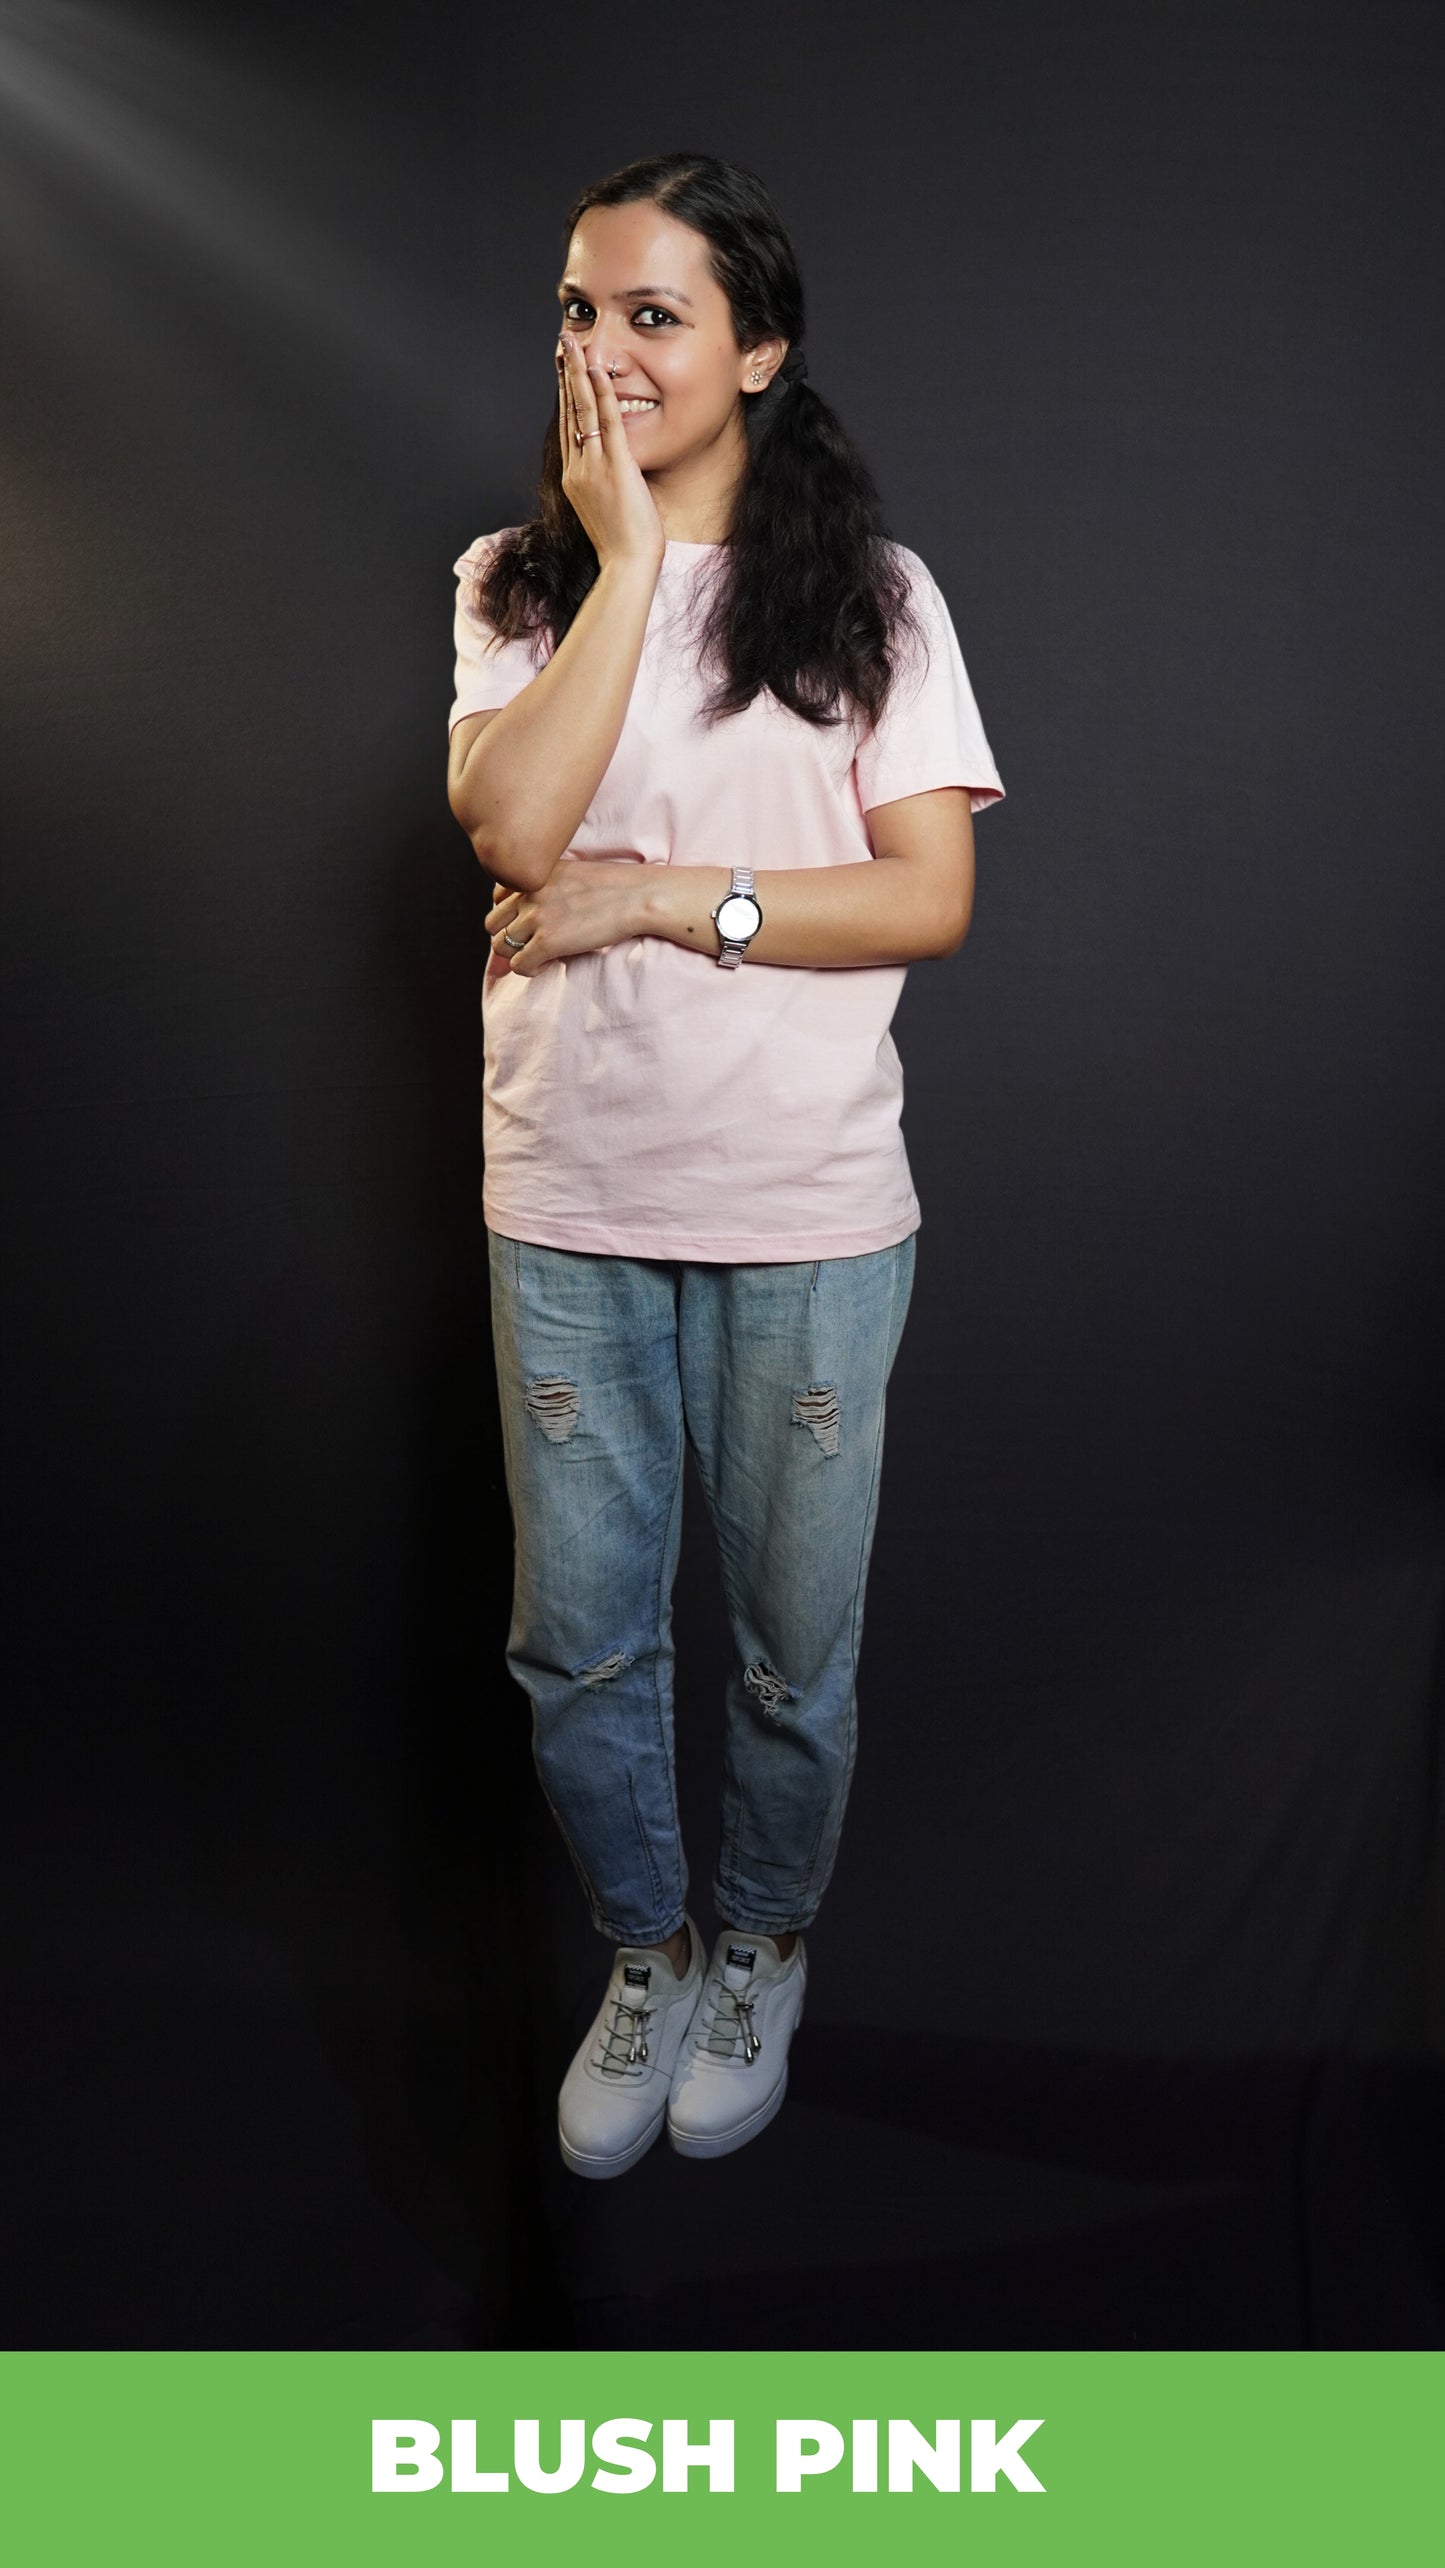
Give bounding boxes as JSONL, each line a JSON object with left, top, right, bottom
{"left": 502, "top": 928, "right": 528, "bottom": 952}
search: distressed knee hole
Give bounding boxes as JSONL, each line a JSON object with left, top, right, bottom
{"left": 744, "top": 1657, "right": 798, "bottom": 1718}
{"left": 791, "top": 1381, "right": 840, "bottom": 1456}
{"left": 576, "top": 1645, "right": 634, "bottom": 1688}
{"left": 524, "top": 1374, "right": 580, "bottom": 1442}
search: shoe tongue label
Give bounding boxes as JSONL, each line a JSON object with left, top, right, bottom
{"left": 623, "top": 1963, "right": 651, "bottom": 1987}
{"left": 725, "top": 1942, "right": 757, "bottom": 1971}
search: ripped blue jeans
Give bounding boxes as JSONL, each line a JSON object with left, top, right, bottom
{"left": 486, "top": 1228, "right": 916, "bottom": 1945}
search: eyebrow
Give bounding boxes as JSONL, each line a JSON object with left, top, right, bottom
{"left": 556, "top": 278, "right": 694, "bottom": 308}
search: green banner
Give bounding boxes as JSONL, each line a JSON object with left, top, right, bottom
{"left": 5, "top": 2349, "right": 1440, "bottom": 2564}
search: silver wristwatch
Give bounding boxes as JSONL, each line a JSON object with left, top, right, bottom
{"left": 712, "top": 865, "right": 763, "bottom": 968}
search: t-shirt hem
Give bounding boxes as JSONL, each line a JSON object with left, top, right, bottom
{"left": 861, "top": 770, "right": 1005, "bottom": 817}
{"left": 483, "top": 1200, "right": 922, "bottom": 1262}
{"left": 449, "top": 683, "right": 531, "bottom": 733}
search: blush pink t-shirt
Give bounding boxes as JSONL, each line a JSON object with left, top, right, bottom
{"left": 449, "top": 532, "right": 1004, "bottom": 1261}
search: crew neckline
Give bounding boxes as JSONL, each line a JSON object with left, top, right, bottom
{"left": 662, "top": 536, "right": 723, "bottom": 552}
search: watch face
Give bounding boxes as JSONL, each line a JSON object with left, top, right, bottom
{"left": 716, "top": 891, "right": 762, "bottom": 940}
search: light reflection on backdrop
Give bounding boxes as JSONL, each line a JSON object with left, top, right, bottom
{"left": 0, "top": 0, "right": 487, "bottom": 454}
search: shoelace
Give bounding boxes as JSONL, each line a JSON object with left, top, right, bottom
{"left": 595, "top": 1993, "right": 655, "bottom": 2076}
{"left": 699, "top": 1972, "right": 762, "bottom": 2064}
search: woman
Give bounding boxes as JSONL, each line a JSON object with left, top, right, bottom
{"left": 446, "top": 153, "right": 1003, "bottom": 2179}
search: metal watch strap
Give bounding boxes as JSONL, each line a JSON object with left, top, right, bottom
{"left": 716, "top": 864, "right": 758, "bottom": 970}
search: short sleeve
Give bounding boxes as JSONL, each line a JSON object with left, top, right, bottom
{"left": 448, "top": 530, "right": 550, "bottom": 735}
{"left": 852, "top": 547, "right": 1005, "bottom": 819}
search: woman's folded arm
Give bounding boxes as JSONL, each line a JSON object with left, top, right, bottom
{"left": 485, "top": 786, "right": 977, "bottom": 973}
{"left": 642, "top": 786, "right": 976, "bottom": 966}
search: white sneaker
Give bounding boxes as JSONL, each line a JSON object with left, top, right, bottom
{"left": 666, "top": 1930, "right": 807, "bottom": 2160}
{"left": 558, "top": 1918, "right": 704, "bottom": 2179}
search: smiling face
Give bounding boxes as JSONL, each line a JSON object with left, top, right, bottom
{"left": 556, "top": 200, "right": 785, "bottom": 487}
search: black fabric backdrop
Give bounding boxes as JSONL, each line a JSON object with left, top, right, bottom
{"left": 3, "top": 0, "right": 1443, "bottom": 2348}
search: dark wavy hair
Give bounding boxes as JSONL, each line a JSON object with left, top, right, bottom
{"left": 469, "top": 150, "right": 927, "bottom": 731}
